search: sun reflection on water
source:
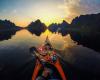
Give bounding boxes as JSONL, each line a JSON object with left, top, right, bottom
{"left": 0, "top": 29, "right": 77, "bottom": 50}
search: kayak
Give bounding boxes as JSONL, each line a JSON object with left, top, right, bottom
{"left": 32, "top": 57, "right": 67, "bottom": 80}
{"left": 31, "top": 37, "right": 67, "bottom": 80}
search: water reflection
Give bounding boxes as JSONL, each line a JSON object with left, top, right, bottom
{"left": 0, "top": 30, "right": 19, "bottom": 41}
{"left": 0, "top": 29, "right": 76, "bottom": 80}
{"left": 26, "top": 19, "right": 47, "bottom": 36}
{"left": 0, "top": 28, "right": 74, "bottom": 47}
{"left": 0, "top": 29, "right": 75, "bottom": 49}
{"left": 0, "top": 29, "right": 100, "bottom": 80}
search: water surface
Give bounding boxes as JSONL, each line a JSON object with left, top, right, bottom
{"left": 0, "top": 29, "right": 100, "bottom": 80}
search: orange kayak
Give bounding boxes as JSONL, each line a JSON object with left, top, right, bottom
{"left": 31, "top": 36, "right": 67, "bottom": 80}
{"left": 31, "top": 52, "right": 67, "bottom": 80}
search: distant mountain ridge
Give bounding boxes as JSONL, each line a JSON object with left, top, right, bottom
{"left": 0, "top": 13, "right": 100, "bottom": 52}
{"left": 69, "top": 13, "right": 100, "bottom": 52}
{"left": 0, "top": 20, "right": 22, "bottom": 41}
{"left": 48, "top": 13, "right": 100, "bottom": 52}
{"left": 26, "top": 19, "right": 47, "bottom": 36}
{"left": 0, "top": 20, "right": 22, "bottom": 31}
{"left": 71, "top": 13, "right": 100, "bottom": 31}
{"left": 48, "top": 13, "right": 100, "bottom": 33}
{"left": 48, "top": 20, "right": 70, "bottom": 36}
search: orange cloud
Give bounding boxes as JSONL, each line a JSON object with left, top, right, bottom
{"left": 58, "top": 0, "right": 100, "bottom": 23}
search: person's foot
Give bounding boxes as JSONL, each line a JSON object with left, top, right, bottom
{"left": 36, "top": 68, "right": 53, "bottom": 80}
{"left": 42, "top": 68, "right": 51, "bottom": 77}
{"left": 36, "top": 76, "right": 46, "bottom": 80}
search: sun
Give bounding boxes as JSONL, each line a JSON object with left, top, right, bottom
{"left": 43, "top": 29, "right": 52, "bottom": 36}
{"left": 40, "top": 16, "right": 64, "bottom": 26}
{"left": 34, "top": 7, "right": 64, "bottom": 26}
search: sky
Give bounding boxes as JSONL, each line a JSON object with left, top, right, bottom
{"left": 0, "top": 0, "right": 100, "bottom": 27}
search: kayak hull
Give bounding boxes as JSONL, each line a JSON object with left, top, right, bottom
{"left": 32, "top": 58, "right": 67, "bottom": 80}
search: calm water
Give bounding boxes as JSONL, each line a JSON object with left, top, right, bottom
{"left": 0, "top": 29, "right": 77, "bottom": 80}
{"left": 0, "top": 29, "right": 100, "bottom": 80}
{"left": 0, "top": 29, "right": 76, "bottom": 50}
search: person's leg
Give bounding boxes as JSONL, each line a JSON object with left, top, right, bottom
{"left": 36, "top": 67, "right": 53, "bottom": 80}
{"left": 42, "top": 67, "right": 51, "bottom": 77}
{"left": 36, "top": 76, "right": 46, "bottom": 80}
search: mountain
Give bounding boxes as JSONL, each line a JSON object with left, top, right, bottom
{"left": 48, "top": 23, "right": 58, "bottom": 33}
{"left": 0, "top": 20, "right": 22, "bottom": 31}
{"left": 48, "top": 20, "right": 70, "bottom": 36}
{"left": 69, "top": 13, "right": 100, "bottom": 52}
{"left": 58, "top": 20, "right": 70, "bottom": 36}
{"left": 0, "top": 20, "right": 22, "bottom": 41}
{"left": 26, "top": 19, "right": 47, "bottom": 36}
{"left": 48, "top": 13, "right": 100, "bottom": 52}
{"left": 71, "top": 13, "right": 100, "bottom": 31}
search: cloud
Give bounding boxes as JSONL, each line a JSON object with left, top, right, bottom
{"left": 64, "top": 0, "right": 80, "bottom": 6}
{"left": 58, "top": 0, "right": 100, "bottom": 23}
{"left": 12, "top": 9, "right": 17, "bottom": 14}
{"left": 58, "top": 0, "right": 81, "bottom": 23}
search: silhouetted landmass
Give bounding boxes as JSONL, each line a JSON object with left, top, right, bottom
{"left": 0, "top": 20, "right": 22, "bottom": 41}
{"left": 26, "top": 20, "right": 47, "bottom": 36}
{"left": 70, "top": 13, "right": 100, "bottom": 52}
{"left": 48, "top": 20, "right": 70, "bottom": 36}
{"left": 48, "top": 13, "right": 100, "bottom": 52}
{"left": 0, "top": 20, "right": 22, "bottom": 30}
{"left": 71, "top": 13, "right": 100, "bottom": 31}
